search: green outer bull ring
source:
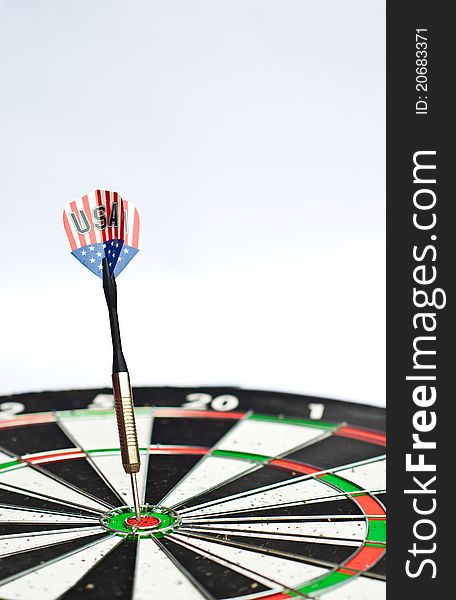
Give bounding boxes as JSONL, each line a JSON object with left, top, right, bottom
{"left": 100, "top": 504, "right": 181, "bottom": 538}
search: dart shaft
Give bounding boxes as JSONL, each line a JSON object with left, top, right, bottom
{"left": 112, "top": 371, "right": 141, "bottom": 474}
{"left": 102, "top": 258, "right": 141, "bottom": 518}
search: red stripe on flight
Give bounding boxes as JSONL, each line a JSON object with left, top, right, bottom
{"left": 96, "top": 190, "right": 107, "bottom": 243}
{"left": 105, "top": 191, "right": 112, "bottom": 241}
{"left": 63, "top": 211, "right": 77, "bottom": 251}
{"left": 132, "top": 207, "right": 140, "bottom": 248}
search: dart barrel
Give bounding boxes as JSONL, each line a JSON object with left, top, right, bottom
{"left": 112, "top": 372, "right": 141, "bottom": 473}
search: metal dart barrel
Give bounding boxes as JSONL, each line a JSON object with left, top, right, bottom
{"left": 112, "top": 372, "right": 141, "bottom": 474}
{"left": 112, "top": 371, "right": 141, "bottom": 520}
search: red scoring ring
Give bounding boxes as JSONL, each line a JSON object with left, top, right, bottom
{"left": 125, "top": 515, "right": 161, "bottom": 529}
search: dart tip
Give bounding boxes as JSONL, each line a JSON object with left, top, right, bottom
{"left": 130, "top": 472, "right": 141, "bottom": 522}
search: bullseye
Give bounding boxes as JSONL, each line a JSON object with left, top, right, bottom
{"left": 99, "top": 504, "right": 181, "bottom": 537}
{"left": 125, "top": 515, "right": 161, "bottom": 529}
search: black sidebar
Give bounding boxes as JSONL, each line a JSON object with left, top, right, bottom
{"left": 388, "top": 1, "right": 452, "bottom": 597}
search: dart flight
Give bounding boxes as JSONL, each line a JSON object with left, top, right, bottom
{"left": 63, "top": 190, "right": 142, "bottom": 278}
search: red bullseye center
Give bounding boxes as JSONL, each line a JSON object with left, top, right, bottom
{"left": 126, "top": 515, "right": 160, "bottom": 528}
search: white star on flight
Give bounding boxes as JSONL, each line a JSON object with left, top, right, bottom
{"left": 123, "top": 248, "right": 129, "bottom": 254}
{"left": 98, "top": 264, "right": 102, "bottom": 270}
{"left": 103, "top": 244, "right": 106, "bottom": 248}
{"left": 90, "top": 257, "right": 96, "bottom": 263}
{"left": 118, "top": 256, "right": 122, "bottom": 262}
{"left": 97, "top": 252, "right": 102, "bottom": 257}
{"left": 89, "top": 245, "right": 95, "bottom": 251}
{"left": 81, "top": 250, "right": 87, "bottom": 256}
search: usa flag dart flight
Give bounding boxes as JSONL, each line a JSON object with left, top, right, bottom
{"left": 63, "top": 190, "right": 142, "bottom": 278}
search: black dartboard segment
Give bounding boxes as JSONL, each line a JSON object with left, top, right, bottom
{"left": 0, "top": 387, "right": 385, "bottom": 599}
{"left": 284, "top": 435, "right": 385, "bottom": 470}
{"left": 180, "top": 529, "right": 357, "bottom": 568}
{"left": 0, "top": 522, "right": 95, "bottom": 536}
{"left": 178, "top": 463, "right": 300, "bottom": 512}
{"left": 41, "top": 458, "right": 122, "bottom": 508}
{"left": 0, "top": 486, "right": 98, "bottom": 518}
{"left": 151, "top": 417, "right": 237, "bottom": 447}
{"left": 0, "top": 533, "right": 109, "bottom": 581}
{"left": 145, "top": 453, "right": 202, "bottom": 506}
{"left": 161, "top": 535, "right": 271, "bottom": 599}
{"left": 60, "top": 537, "right": 138, "bottom": 600}
{"left": 0, "top": 422, "right": 75, "bottom": 456}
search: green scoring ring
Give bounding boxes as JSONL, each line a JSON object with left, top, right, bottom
{"left": 99, "top": 504, "right": 181, "bottom": 538}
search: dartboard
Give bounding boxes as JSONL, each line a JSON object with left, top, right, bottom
{"left": 0, "top": 387, "right": 386, "bottom": 600}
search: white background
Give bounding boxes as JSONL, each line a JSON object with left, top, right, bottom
{"left": 0, "top": 1, "right": 385, "bottom": 405}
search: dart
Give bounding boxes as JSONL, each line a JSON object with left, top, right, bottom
{"left": 63, "top": 190, "right": 142, "bottom": 522}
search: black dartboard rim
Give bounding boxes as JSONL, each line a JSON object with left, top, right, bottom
{"left": 0, "top": 386, "right": 385, "bottom": 429}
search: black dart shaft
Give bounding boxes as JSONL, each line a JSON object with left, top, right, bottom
{"left": 102, "top": 258, "right": 141, "bottom": 521}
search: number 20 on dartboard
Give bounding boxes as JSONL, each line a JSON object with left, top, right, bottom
{"left": 182, "top": 393, "right": 240, "bottom": 412}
